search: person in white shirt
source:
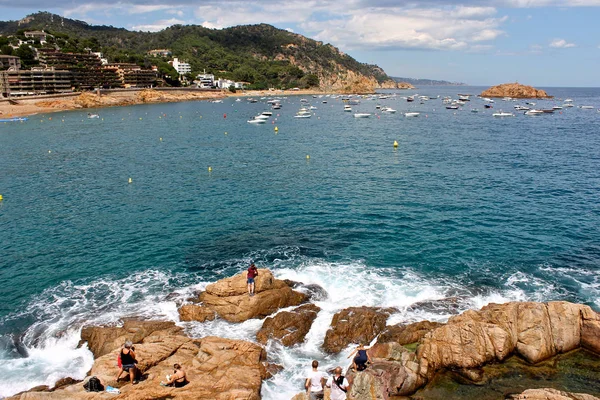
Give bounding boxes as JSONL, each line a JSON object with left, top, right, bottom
{"left": 326, "top": 366, "right": 350, "bottom": 400}
{"left": 305, "top": 360, "right": 328, "bottom": 400}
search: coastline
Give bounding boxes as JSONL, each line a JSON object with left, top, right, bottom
{"left": 0, "top": 88, "right": 349, "bottom": 118}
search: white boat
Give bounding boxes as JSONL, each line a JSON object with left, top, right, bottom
{"left": 254, "top": 114, "right": 270, "bottom": 120}
{"left": 493, "top": 112, "right": 514, "bottom": 117}
{"left": 354, "top": 113, "right": 371, "bottom": 118}
{"left": 564, "top": 99, "right": 573, "bottom": 103}
{"left": 294, "top": 114, "right": 311, "bottom": 118}
{"left": 211, "top": 100, "right": 223, "bottom": 103}
{"left": 552, "top": 106, "right": 563, "bottom": 110}
{"left": 261, "top": 111, "right": 273, "bottom": 116}
{"left": 309, "top": 106, "right": 318, "bottom": 110}
{"left": 235, "top": 98, "right": 241, "bottom": 102}
{"left": 404, "top": 112, "right": 420, "bottom": 117}
{"left": 581, "top": 106, "right": 594, "bottom": 109}
{"left": 272, "top": 104, "right": 281, "bottom": 110}
{"left": 87, "top": 113, "right": 100, "bottom": 119}
{"left": 458, "top": 94, "right": 471, "bottom": 101}
{"left": 524, "top": 109, "right": 544, "bottom": 116}
{"left": 247, "top": 118, "right": 267, "bottom": 124}
{"left": 344, "top": 105, "right": 352, "bottom": 112}
{"left": 381, "top": 107, "right": 397, "bottom": 113}
{"left": 563, "top": 103, "right": 573, "bottom": 108}
{"left": 514, "top": 105, "right": 530, "bottom": 111}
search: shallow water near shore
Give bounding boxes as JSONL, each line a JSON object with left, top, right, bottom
{"left": 0, "top": 86, "right": 599, "bottom": 397}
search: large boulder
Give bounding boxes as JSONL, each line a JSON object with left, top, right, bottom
{"left": 80, "top": 319, "right": 183, "bottom": 358}
{"left": 323, "top": 307, "right": 394, "bottom": 354}
{"left": 256, "top": 304, "right": 320, "bottom": 346}
{"left": 195, "top": 269, "right": 308, "bottom": 322}
{"left": 507, "top": 388, "right": 600, "bottom": 400}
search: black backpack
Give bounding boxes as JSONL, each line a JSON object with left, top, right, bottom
{"left": 84, "top": 376, "right": 104, "bottom": 392}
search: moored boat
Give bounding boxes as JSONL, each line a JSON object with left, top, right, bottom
{"left": 354, "top": 113, "right": 371, "bottom": 118}
{"left": 524, "top": 109, "right": 544, "bottom": 116}
{"left": 492, "top": 112, "right": 514, "bottom": 117}
{"left": 404, "top": 112, "right": 420, "bottom": 117}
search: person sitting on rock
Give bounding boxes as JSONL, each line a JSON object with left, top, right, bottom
{"left": 348, "top": 343, "right": 372, "bottom": 371}
{"left": 247, "top": 262, "right": 258, "bottom": 296}
{"left": 160, "top": 363, "right": 188, "bottom": 387}
{"left": 305, "top": 360, "right": 328, "bottom": 399}
{"left": 326, "top": 366, "right": 349, "bottom": 400}
{"left": 115, "top": 341, "right": 138, "bottom": 384}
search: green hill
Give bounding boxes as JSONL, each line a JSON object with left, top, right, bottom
{"left": 0, "top": 12, "right": 395, "bottom": 91}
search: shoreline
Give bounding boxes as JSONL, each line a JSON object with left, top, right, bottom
{"left": 0, "top": 88, "right": 358, "bottom": 118}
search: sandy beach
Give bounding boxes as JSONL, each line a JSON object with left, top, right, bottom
{"left": 0, "top": 88, "right": 337, "bottom": 118}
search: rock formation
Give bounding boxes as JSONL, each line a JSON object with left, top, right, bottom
{"left": 323, "top": 307, "right": 394, "bottom": 353}
{"left": 13, "top": 324, "right": 268, "bottom": 400}
{"left": 378, "top": 320, "right": 443, "bottom": 345}
{"left": 183, "top": 269, "right": 308, "bottom": 322}
{"left": 342, "top": 301, "right": 600, "bottom": 399}
{"left": 256, "top": 303, "right": 320, "bottom": 346}
{"left": 480, "top": 82, "right": 552, "bottom": 98}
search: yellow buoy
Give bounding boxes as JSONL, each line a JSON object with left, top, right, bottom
{"left": 139, "top": 117, "right": 142, "bottom": 120}
{"left": 128, "top": 177, "right": 132, "bottom": 184}
{"left": 393, "top": 140, "right": 398, "bottom": 148}
{"left": 274, "top": 126, "right": 278, "bottom": 132}
{"left": 0, "top": 194, "right": 3, "bottom": 201}
{"left": 159, "top": 137, "right": 163, "bottom": 141}
{"left": 208, "top": 166, "right": 212, "bottom": 172}
{"left": 224, "top": 132, "right": 228, "bottom": 135}
{"left": 306, "top": 155, "right": 310, "bottom": 160}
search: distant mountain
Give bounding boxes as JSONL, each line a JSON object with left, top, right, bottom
{"left": 391, "top": 77, "right": 467, "bottom": 86}
{"left": 0, "top": 12, "right": 399, "bottom": 92}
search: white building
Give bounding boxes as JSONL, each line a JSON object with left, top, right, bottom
{"left": 91, "top": 52, "right": 108, "bottom": 65}
{"left": 197, "top": 71, "right": 215, "bottom": 88}
{"left": 170, "top": 58, "right": 191, "bottom": 75}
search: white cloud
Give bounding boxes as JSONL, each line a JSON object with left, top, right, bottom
{"left": 131, "top": 18, "right": 186, "bottom": 32}
{"left": 549, "top": 38, "right": 576, "bottom": 48}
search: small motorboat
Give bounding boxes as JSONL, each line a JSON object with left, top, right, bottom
{"left": 381, "top": 106, "right": 397, "bottom": 113}
{"left": 446, "top": 105, "right": 459, "bottom": 110}
{"left": 294, "top": 114, "right": 311, "bottom": 118}
{"left": 404, "top": 112, "right": 420, "bottom": 117}
{"left": 484, "top": 104, "right": 493, "bottom": 109}
{"left": 514, "top": 105, "right": 530, "bottom": 111}
{"left": 354, "top": 113, "right": 371, "bottom": 118}
{"left": 261, "top": 111, "right": 273, "bottom": 116}
{"left": 492, "top": 112, "right": 514, "bottom": 117}
{"left": 471, "top": 109, "right": 479, "bottom": 113}
{"left": 552, "top": 106, "right": 563, "bottom": 110}
{"left": 87, "top": 113, "right": 100, "bottom": 119}
{"left": 344, "top": 105, "right": 352, "bottom": 112}
{"left": 580, "top": 106, "right": 594, "bottom": 109}
{"left": 525, "top": 109, "right": 544, "bottom": 116}
{"left": 247, "top": 118, "right": 267, "bottom": 124}
{"left": 272, "top": 104, "right": 281, "bottom": 110}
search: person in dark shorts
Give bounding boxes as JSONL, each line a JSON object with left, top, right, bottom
{"left": 115, "top": 341, "right": 138, "bottom": 384}
{"left": 247, "top": 262, "right": 258, "bottom": 296}
{"left": 160, "top": 363, "right": 188, "bottom": 387}
{"left": 348, "top": 343, "right": 372, "bottom": 371}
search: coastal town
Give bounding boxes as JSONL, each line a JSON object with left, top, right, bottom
{"left": 0, "top": 30, "right": 246, "bottom": 98}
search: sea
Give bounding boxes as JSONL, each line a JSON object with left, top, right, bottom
{"left": 0, "top": 86, "right": 599, "bottom": 398}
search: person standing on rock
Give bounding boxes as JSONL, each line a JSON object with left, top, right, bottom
{"left": 115, "top": 341, "right": 139, "bottom": 384}
{"left": 247, "top": 262, "right": 258, "bottom": 296}
{"left": 305, "top": 360, "right": 327, "bottom": 399}
{"left": 326, "top": 367, "right": 349, "bottom": 400}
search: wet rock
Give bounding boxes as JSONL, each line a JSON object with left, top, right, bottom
{"left": 283, "top": 280, "right": 328, "bottom": 301}
{"left": 51, "top": 377, "right": 80, "bottom": 391}
{"left": 256, "top": 303, "right": 320, "bottom": 346}
{"left": 178, "top": 304, "right": 216, "bottom": 322}
{"left": 323, "top": 307, "right": 394, "bottom": 354}
{"left": 406, "top": 296, "right": 468, "bottom": 315}
{"left": 198, "top": 269, "right": 308, "bottom": 322}
{"left": 378, "top": 321, "right": 444, "bottom": 345}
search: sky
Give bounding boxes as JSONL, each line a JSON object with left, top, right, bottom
{"left": 0, "top": 0, "right": 599, "bottom": 86}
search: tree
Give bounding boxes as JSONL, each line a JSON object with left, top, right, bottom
{"left": 0, "top": 45, "right": 13, "bottom": 56}
{"left": 14, "top": 44, "right": 37, "bottom": 67}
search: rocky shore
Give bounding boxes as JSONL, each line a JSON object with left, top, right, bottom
{"left": 480, "top": 83, "right": 552, "bottom": 98}
{"left": 9, "top": 270, "right": 600, "bottom": 399}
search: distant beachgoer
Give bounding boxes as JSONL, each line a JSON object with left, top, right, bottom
{"left": 160, "top": 363, "right": 188, "bottom": 387}
{"left": 305, "top": 360, "right": 328, "bottom": 400}
{"left": 326, "top": 367, "right": 349, "bottom": 400}
{"left": 115, "top": 341, "right": 138, "bottom": 384}
{"left": 348, "top": 343, "right": 372, "bottom": 371}
{"left": 247, "top": 262, "right": 258, "bottom": 296}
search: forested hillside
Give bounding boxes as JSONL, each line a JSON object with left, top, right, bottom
{"left": 0, "top": 12, "right": 396, "bottom": 90}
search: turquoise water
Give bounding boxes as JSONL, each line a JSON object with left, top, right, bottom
{"left": 0, "top": 87, "right": 599, "bottom": 397}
